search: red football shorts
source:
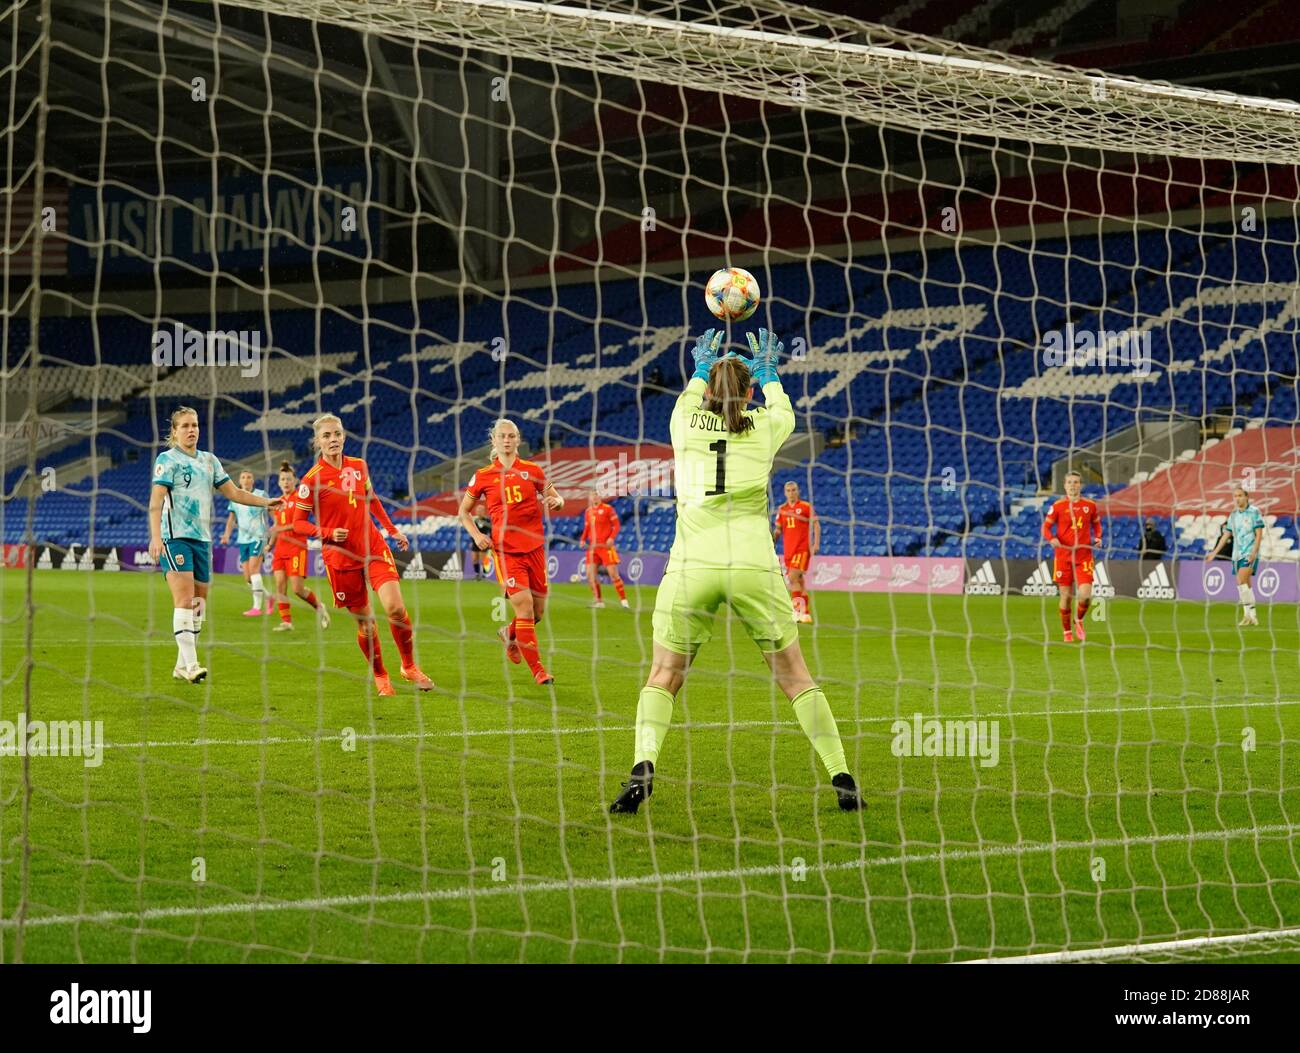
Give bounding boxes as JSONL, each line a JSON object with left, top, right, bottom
{"left": 324, "top": 548, "right": 399, "bottom": 610}
{"left": 588, "top": 545, "right": 619, "bottom": 567}
{"left": 495, "top": 547, "right": 548, "bottom": 596}
{"left": 272, "top": 550, "right": 307, "bottom": 577}
{"left": 1053, "top": 549, "right": 1094, "bottom": 587}
{"left": 784, "top": 549, "right": 810, "bottom": 572}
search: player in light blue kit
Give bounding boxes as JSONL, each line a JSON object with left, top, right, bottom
{"left": 148, "top": 406, "right": 280, "bottom": 682}
{"left": 1205, "top": 485, "right": 1266, "bottom": 626}
{"left": 221, "top": 469, "right": 272, "bottom": 617}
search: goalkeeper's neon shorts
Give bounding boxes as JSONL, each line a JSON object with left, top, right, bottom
{"left": 652, "top": 559, "right": 798, "bottom": 655}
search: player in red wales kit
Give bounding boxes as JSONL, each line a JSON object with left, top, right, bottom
{"left": 582, "top": 489, "right": 628, "bottom": 609}
{"left": 773, "top": 481, "right": 819, "bottom": 623}
{"left": 458, "top": 418, "right": 565, "bottom": 685}
{"left": 1042, "top": 470, "right": 1102, "bottom": 643}
{"left": 265, "top": 461, "right": 328, "bottom": 632}
{"left": 292, "top": 414, "right": 434, "bottom": 695}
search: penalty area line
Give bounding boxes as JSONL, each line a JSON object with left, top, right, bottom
{"left": 96, "top": 694, "right": 1300, "bottom": 752}
{"left": 3, "top": 822, "right": 1295, "bottom": 932}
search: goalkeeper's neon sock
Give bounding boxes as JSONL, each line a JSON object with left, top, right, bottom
{"left": 609, "top": 761, "right": 653, "bottom": 814}
{"left": 613, "top": 578, "right": 626, "bottom": 602}
{"left": 791, "top": 688, "right": 848, "bottom": 778}
{"left": 357, "top": 626, "right": 387, "bottom": 677}
{"left": 831, "top": 772, "right": 863, "bottom": 812}
{"left": 634, "top": 686, "right": 675, "bottom": 766}
{"left": 1059, "top": 606, "right": 1071, "bottom": 632}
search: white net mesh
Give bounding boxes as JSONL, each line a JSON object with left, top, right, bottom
{"left": 1, "top": 0, "right": 1298, "bottom": 964}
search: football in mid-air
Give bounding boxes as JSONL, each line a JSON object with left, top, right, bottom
{"left": 705, "top": 267, "right": 761, "bottom": 322}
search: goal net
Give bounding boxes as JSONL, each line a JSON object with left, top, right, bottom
{"left": 3, "top": 0, "right": 1299, "bottom": 963}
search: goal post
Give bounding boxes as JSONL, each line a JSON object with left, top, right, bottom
{"left": 2, "top": 0, "right": 1298, "bottom": 965}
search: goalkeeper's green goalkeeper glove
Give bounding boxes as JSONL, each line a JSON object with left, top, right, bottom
{"left": 691, "top": 328, "right": 724, "bottom": 382}
{"left": 745, "top": 328, "right": 783, "bottom": 385}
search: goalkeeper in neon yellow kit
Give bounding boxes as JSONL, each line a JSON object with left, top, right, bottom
{"left": 609, "top": 328, "right": 862, "bottom": 814}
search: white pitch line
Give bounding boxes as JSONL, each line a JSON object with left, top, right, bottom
{"left": 4, "top": 821, "right": 1295, "bottom": 932}
{"left": 963, "top": 925, "right": 1300, "bottom": 964}
{"left": 92, "top": 694, "right": 1300, "bottom": 752}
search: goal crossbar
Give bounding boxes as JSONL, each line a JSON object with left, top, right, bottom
{"left": 210, "top": 0, "right": 1300, "bottom": 164}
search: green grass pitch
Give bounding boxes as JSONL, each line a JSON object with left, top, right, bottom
{"left": 2, "top": 568, "right": 1299, "bottom": 963}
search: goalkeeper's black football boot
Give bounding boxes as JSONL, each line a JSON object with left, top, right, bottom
{"left": 609, "top": 761, "right": 653, "bottom": 814}
{"left": 832, "top": 772, "right": 863, "bottom": 812}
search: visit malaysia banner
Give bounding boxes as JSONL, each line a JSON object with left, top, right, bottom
{"left": 68, "top": 168, "right": 380, "bottom": 275}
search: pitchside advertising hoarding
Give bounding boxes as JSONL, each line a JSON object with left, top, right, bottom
{"left": 963, "top": 558, "right": 1179, "bottom": 599}
{"left": 13, "top": 543, "right": 1298, "bottom": 602}
{"left": 1179, "top": 560, "right": 1300, "bottom": 603}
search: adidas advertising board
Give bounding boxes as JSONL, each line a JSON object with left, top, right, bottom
{"left": 32, "top": 543, "right": 132, "bottom": 572}
{"left": 389, "top": 547, "right": 463, "bottom": 581}
{"left": 982, "top": 559, "right": 1119, "bottom": 597}
{"left": 963, "top": 559, "right": 1005, "bottom": 595}
{"left": 1090, "top": 561, "right": 1116, "bottom": 598}
{"left": 1021, "top": 560, "right": 1058, "bottom": 597}
{"left": 1135, "top": 561, "right": 1176, "bottom": 599}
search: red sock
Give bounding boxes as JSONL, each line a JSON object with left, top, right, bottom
{"left": 357, "top": 627, "right": 387, "bottom": 676}
{"left": 1075, "top": 598, "right": 1090, "bottom": 622}
{"left": 390, "top": 609, "right": 415, "bottom": 668}
{"left": 593, "top": 581, "right": 602, "bottom": 600}
{"left": 1060, "top": 606, "right": 1072, "bottom": 631}
{"left": 792, "top": 590, "right": 807, "bottom": 615}
{"left": 278, "top": 603, "right": 291, "bottom": 623}
{"left": 303, "top": 590, "right": 319, "bottom": 609}
{"left": 613, "top": 578, "right": 626, "bottom": 601}
{"left": 507, "top": 617, "right": 517, "bottom": 640}
{"left": 514, "top": 617, "right": 543, "bottom": 675}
